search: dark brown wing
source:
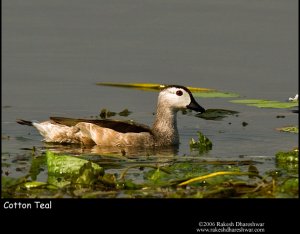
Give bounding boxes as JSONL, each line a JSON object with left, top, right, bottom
{"left": 50, "top": 117, "right": 152, "bottom": 134}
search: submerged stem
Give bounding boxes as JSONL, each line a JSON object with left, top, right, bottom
{"left": 178, "top": 171, "right": 263, "bottom": 186}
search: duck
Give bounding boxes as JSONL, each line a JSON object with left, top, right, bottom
{"left": 17, "top": 85, "right": 205, "bottom": 147}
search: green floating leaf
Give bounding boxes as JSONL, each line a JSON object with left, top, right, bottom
{"left": 29, "top": 156, "right": 46, "bottom": 181}
{"left": 46, "top": 151, "right": 104, "bottom": 176}
{"left": 99, "top": 108, "right": 132, "bottom": 119}
{"left": 249, "top": 102, "right": 298, "bottom": 108}
{"left": 192, "top": 91, "right": 239, "bottom": 98}
{"left": 96, "top": 82, "right": 241, "bottom": 99}
{"left": 74, "top": 161, "right": 101, "bottom": 186}
{"left": 118, "top": 179, "right": 141, "bottom": 190}
{"left": 196, "top": 108, "right": 239, "bottom": 120}
{"left": 96, "top": 82, "right": 165, "bottom": 91}
{"left": 118, "top": 109, "right": 132, "bottom": 117}
{"left": 276, "top": 150, "right": 298, "bottom": 164}
{"left": 100, "top": 173, "right": 117, "bottom": 186}
{"left": 276, "top": 126, "right": 298, "bottom": 134}
{"left": 231, "top": 99, "right": 265, "bottom": 104}
{"left": 22, "top": 181, "right": 47, "bottom": 189}
{"left": 190, "top": 131, "right": 213, "bottom": 153}
{"left": 278, "top": 178, "right": 299, "bottom": 195}
{"left": 1, "top": 176, "right": 23, "bottom": 189}
{"left": 99, "top": 108, "right": 116, "bottom": 119}
{"left": 167, "top": 162, "right": 208, "bottom": 179}
{"left": 230, "top": 99, "right": 298, "bottom": 109}
{"left": 47, "top": 175, "right": 70, "bottom": 188}
{"left": 147, "top": 168, "right": 170, "bottom": 184}
{"left": 96, "top": 82, "right": 214, "bottom": 92}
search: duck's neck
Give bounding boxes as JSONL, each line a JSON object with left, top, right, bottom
{"left": 152, "top": 104, "right": 179, "bottom": 146}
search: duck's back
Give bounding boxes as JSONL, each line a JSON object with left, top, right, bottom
{"left": 44, "top": 117, "right": 154, "bottom": 147}
{"left": 50, "top": 117, "right": 152, "bottom": 134}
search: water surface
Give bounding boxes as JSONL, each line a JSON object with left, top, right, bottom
{"left": 2, "top": 0, "right": 298, "bottom": 193}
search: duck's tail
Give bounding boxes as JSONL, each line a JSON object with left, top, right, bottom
{"left": 16, "top": 119, "right": 33, "bottom": 126}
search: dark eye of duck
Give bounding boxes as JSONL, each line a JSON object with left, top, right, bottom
{"left": 176, "top": 90, "right": 183, "bottom": 96}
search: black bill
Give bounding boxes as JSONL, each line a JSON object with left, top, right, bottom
{"left": 186, "top": 97, "right": 205, "bottom": 113}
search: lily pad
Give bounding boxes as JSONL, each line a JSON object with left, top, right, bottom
{"left": 46, "top": 151, "right": 104, "bottom": 176}
{"left": 230, "top": 99, "right": 298, "bottom": 109}
{"left": 192, "top": 91, "right": 239, "bottom": 98}
{"left": 276, "top": 126, "right": 298, "bottom": 134}
{"left": 46, "top": 151, "right": 105, "bottom": 188}
{"left": 196, "top": 109, "right": 239, "bottom": 120}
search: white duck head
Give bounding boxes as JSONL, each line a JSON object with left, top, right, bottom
{"left": 157, "top": 85, "right": 205, "bottom": 113}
